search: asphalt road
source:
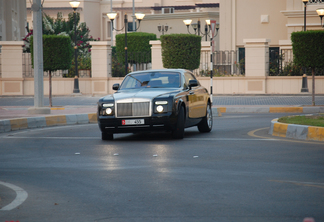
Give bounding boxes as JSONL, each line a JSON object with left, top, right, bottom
{"left": 0, "top": 113, "right": 323, "bottom": 222}
{"left": 1, "top": 95, "right": 324, "bottom": 106}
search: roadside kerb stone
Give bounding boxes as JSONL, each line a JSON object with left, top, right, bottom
{"left": 216, "top": 106, "right": 323, "bottom": 113}
{"left": 0, "top": 114, "right": 98, "bottom": 133}
{"left": 269, "top": 118, "right": 324, "bottom": 142}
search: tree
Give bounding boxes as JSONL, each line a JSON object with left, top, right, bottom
{"left": 160, "top": 34, "right": 201, "bottom": 70}
{"left": 23, "top": 12, "right": 99, "bottom": 76}
{"left": 291, "top": 31, "right": 324, "bottom": 106}
{"left": 31, "top": 35, "right": 73, "bottom": 107}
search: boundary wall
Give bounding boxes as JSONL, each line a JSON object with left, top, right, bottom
{"left": 1, "top": 39, "right": 324, "bottom": 96}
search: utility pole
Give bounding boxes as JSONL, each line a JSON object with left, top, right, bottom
{"left": 28, "top": 0, "right": 50, "bottom": 114}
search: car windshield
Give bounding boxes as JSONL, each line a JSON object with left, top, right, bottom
{"left": 119, "top": 72, "right": 181, "bottom": 90}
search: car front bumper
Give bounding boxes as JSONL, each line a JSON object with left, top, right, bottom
{"left": 98, "top": 114, "right": 177, "bottom": 134}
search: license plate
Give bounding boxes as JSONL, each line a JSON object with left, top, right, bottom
{"left": 122, "top": 119, "right": 144, "bottom": 125}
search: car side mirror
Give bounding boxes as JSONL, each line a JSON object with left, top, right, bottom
{"left": 188, "top": 80, "right": 198, "bottom": 89}
{"left": 113, "top": 83, "right": 120, "bottom": 90}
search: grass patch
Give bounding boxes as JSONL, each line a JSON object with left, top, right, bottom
{"left": 278, "top": 114, "right": 324, "bottom": 127}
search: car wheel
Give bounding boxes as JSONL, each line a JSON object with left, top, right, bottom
{"left": 198, "top": 102, "right": 213, "bottom": 133}
{"left": 172, "top": 106, "right": 185, "bottom": 139}
{"left": 102, "top": 132, "right": 113, "bottom": 140}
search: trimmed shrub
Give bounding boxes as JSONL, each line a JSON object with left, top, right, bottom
{"left": 30, "top": 35, "right": 73, "bottom": 71}
{"left": 161, "top": 34, "right": 201, "bottom": 70}
{"left": 30, "top": 35, "right": 72, "bottom": 106}
{"left": 116, "top": 32, "right": 156, "bottom": 64}
{"left": 291, "top": 31, "right": 324, "bottom": 68}
{"left": 291, "top": 30, "right": 324, "bottom": 106}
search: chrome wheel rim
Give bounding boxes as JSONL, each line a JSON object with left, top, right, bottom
{"left": 207, "top": 104, "right": 212, "bottom": 129}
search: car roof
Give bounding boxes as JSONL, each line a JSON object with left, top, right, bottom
{"left": 126, "top": 69, "right": 190, "bottom": 76}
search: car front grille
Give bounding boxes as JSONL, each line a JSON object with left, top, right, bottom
{"left": 116, "top": 101, "right": 150, "bottom": 117}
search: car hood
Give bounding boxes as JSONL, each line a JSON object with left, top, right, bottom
{"left": 103, "top": 88, "right": 179, "bottom": 101}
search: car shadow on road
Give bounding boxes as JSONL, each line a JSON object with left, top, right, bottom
{"left": 110, "top": 130, "right": 202, "bottom": 141}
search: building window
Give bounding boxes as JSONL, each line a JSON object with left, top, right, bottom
{"left": 162, "top": 8, "right": 174, "bottom": 14}
{"left": 128, "top": 22, "right": 136, "bottom": 32}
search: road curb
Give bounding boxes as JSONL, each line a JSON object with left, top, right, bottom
{"left": 269, "top": 118, "right": 324, "bottom": 142}
{"left": 0, "top": 107, "right": 323, "bottom": 134}
{"left": 0, "top": 113, "right": 97, "bottom": 133}
{"left": 215, "top": 107, "right": 324, "bottom": 113}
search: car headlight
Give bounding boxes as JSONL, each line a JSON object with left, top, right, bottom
{"left": 105, "top": 108, "right": 113, "bottom": 115}
{"left": 103, "top": 103, "right": 114, "bottom": 107}
{"left": 156, "top": 105, "right": 164, "bottom": 113}
{"left": 154, "top": 101, "right": 168, "bottom": 113}
{"left": 155, "top": 101, "right": 168, "bottom": 105}
{"left": 101, "top": 103, "right": 114, "bottom": 116}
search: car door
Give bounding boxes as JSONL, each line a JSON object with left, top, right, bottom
{"left": 184, "top": 72, "right": 207, "bottom": 118}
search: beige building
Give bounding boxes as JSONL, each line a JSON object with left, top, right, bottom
{"left": 1, "top": 0, "right": 324, "bottom": 96}
{"left": 24, "top": 0, "right": 324, "bottom": 49}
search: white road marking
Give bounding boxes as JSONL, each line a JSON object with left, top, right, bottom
{"left": 0, "top": 181, "right": 28, "bottom": 211}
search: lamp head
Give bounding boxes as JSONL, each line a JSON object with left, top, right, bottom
{"left": 216, "top": 22, "right": 220, "bottom": 30}
{"left": 191, "top": 23, "right": 198, "bottom": 30}
{"left": 158, "top": 25, "right": 161, "bottom": 32}
{"left": 316, "top": 8, "right": 324, "bottom": 17}
{"left": 107, "top": 12, "right": 118, "bottom": 21}
{"left": 302, "top": 0, "right": 308, "bottom": 4}
{"left": 183, "top": 19, "right": 192, "bottom": 27}
{"left": 165, "top": 25, "right": 169, "bottom": 32}
{"left": 135, "top": 12, "right": 145, "bottom": 21}
{"left": 69, "top": 1, "right": 80, "bottom": 10}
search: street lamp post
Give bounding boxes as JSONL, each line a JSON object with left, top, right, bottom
{"left": 183, "top": 19, "right": 219, "bottom": 103}
{"left": 301, "top": 0, "right": 309, "bottom": 92}
{"left": 69, "top": 1, "right": 81, "bottom": 94}
{"left": 316, "top": 8, "right": 324, "bottom": 27}
{"left": 107, "top": 12, "right": 145, "bottom": 75}
{"left": 302, "top": 0, "right": 308, "bottom": 31}
{"left": 157, "top": 24, "right": 168, "bottom": 35}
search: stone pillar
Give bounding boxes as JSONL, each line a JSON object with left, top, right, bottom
{"left": 0, "top": 41, "right": 24, "bottom": 95}
{"left": 243, "top": 38, "right": 270, "bottom": 94}
{"left": 89, "top": 41, "right": 112, "bottom": 94}
{"left": 150, "top": 40, "right": 164, "bottom": 69}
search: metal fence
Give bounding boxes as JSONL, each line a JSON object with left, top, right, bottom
{"left": 22, "top": 53, "right": 88, "bottom": 78}
{"left": 269, "top": 48, "right": 324, "bottom": 76}
{"left": 111, "top": 51, "right": 152, "bottom": 77}
{"left": 194, "top": 50, "right": 241, "bottom": 77}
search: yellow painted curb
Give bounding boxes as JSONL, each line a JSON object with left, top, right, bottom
{"left": 10, "top": 118, "right": 28, "bottom": 130}
{"left": 88, "top": 113, "right": 97, "bottom": 123}
{"left": 218, "top": 107, "right": 226, "bottom": 113}
{"left": 50, "top": 107, "right": 65, "bottom": 110}
{"left": 45, "top": 115, "right": 67, "bottom": 126}
{"left": 272, "top": 122, "right": 288, "bottom": 137}
{"left": 269, "top": 107, "right": 303, "bottom": 113}
{"left": 308, "top": 126, "right": 324, "bottom": 141}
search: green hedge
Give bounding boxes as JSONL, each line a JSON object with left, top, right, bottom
{"left": 291, "top": 31, "right": 324, "bottom": 68}
{"left": 116, "top": 32, "right": 156, "bottom": 64}
{"left": 31, "top": 35, "right": 73, "bottom": 71}
{"left": 161, "top": 34, "right": 201, "bottom": 70}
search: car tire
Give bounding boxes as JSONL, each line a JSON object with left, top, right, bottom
{"left": 102, "top": 132, "right": 113, "bottom": 140}
{"left": 198, "top": 102, "right": 213, "bottom": 133}
{"left": 172, "top": 106, "right": 185, "bottom": 139}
